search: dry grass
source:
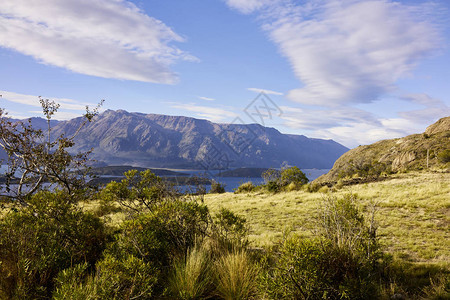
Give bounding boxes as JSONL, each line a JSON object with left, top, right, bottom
{"left": 214, "top": 251, "right": 258, "bottom": 300}
{"left": 77, "top": 172, "right": 449, "bottom": 266}
{"left": 169, "top": 243, "right": 213, "bottom": 299}
{"left": 204, "top": 172, "right": 450, "bottom": 266}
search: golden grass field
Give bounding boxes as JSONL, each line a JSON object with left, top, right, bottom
{"left": 204, "top": 172, "right": 449, "bottom": 266}
{"left": 83, "top": 171, "right": 449, "bottom": 268}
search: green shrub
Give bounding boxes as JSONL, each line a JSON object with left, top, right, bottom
{"left": 234, "top": 181, "right": 255, "bottom": 193}
{"left": 280, "top": 166, "right": 309, "bottom": 186}
{"left": 265, "top": 181, "right": 280, "bottom": 193}
{"left": 212, "top": 208, "right": 249, "bottom": 252}
{"left": 99, "top": 169, "right": 179, "bottom": 213}
{"left": 209, "top": 180, "right": 226, "bottom": 194}
{"left": 262, "top": 167, "right": 308, "bottom": 193}
{"left": 112, "top": 200, "right": 210, "bottom": 269}
{"left": 52, "top": 263, "right": 97, "bottom": 300}
{"left": 94, "top": 255, "right": 159, "bottom": 299}
{"left": 0, "top": 191, "right": 107, "bottom": 299}
{"left": 305, "top": 181, "right": 322, "bottom": 192}
{"left": 437, "top": 149, "right": 450, "bottom": 163}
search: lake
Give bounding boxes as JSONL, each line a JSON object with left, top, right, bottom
{"left": 178, "top": 169, "right": 330, "bottom": 192}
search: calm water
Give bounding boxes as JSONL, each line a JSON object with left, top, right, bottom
{"left": 179, "top": 169, "right": 330, "bottom": 192}
{"left": 1, "top": 166, "right": 330, "bottom": 193}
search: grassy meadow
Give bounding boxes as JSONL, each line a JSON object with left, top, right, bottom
{"left": 205, "top": 172, "right": 450, "bottom": 265}
{"left": 90, "top": 171, "right": 449, "bottom": 266}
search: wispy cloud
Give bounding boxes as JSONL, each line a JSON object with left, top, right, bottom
{"left": 247, "top": 87, "right": 283, "bottom": 96}
{"left": 170, "top": 102, "right": 237, "bottom": 122}
{"left": 0, "top": 0, "right": 195, "bottom": 84}
{"left": 279, "top": 92, "right": 449, "bottom": 148}
{"left": 224, "top": 0, "right": 446, "bottom": 147}
{"left": 0, "top": 90, "right": 99, "bottom": 120}
{"left": 264, "top": 0, "right": 441, "bottom": 106}
{"left": 398, "top": 93, "right": 450, "bottom": 125}
{"left": 224, "top": 0, "right": 274, "bottom": 14}
{"left": 198, "top": 96, "right": 215, "bottom": 101}
{"left": 279, "top": 105, "right": 380, "bottom": 131}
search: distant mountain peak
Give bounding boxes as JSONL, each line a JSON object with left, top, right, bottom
{"left": 39, "top": 109, "right": 350, "bottom": 169}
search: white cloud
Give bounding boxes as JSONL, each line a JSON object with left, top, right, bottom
{"left": 198, "top": 96, "right": 215, "bottom": 101}
{"left": 247, "top": 87, "right": 283, "bottom": 95}
{"left": 279, "top": 96, "right": 448, "bottom": 148}
{"left": 28, "top": 110, "right": 86, "bottom": 121}
{"left": 224, "top": 0, "right": 446, "bottom": 148}
{"left": 0, "top": 90, "right": 100, "bottom": 120}
{"left": 224, "top": 0, "right": 274, "bottom": 14}
{"left": 280, "top": 105, "right": 380, "bottom": 131}
{"left": 398, "top": 93, "right": 450, "bottom": 124}
{"left": 313, "top": 120, "right": 411, "bottom": 148}
{"left": 170, "top": 103, "right": 238, "bottom": 122}
{"left": 0, "top": 0, "right": 194, "bottom": 83}
{"left": 264, "top": 0, "right": 441, "bottom": 106}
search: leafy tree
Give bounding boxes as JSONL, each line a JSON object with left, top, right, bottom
{"left": 262, "top": 168, "right": 281, "bottom": 184}
{"left": 280, "top": 166, "right": 309, "bottom": 186}
{"left": 99, "top": 169, "right": 180, "bottom": 213}
{"left": 0, "top": 97, "right": 103, "bottom": 205}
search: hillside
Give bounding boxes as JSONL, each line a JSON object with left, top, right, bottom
{"left": 47, "top": 109, "right": 348, "bottom": 169}
{"left": 315, "top": 116, "right": 450, "bottom": 184}
{"left": 203, "top": 172, "right": 450, "bottom": 265}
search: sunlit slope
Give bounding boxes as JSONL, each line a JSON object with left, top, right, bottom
{"left": 204, "top": 172, "right": 450, "bottom": 265}
{"left": 315, "top": 116, "right": 450, "bottom": 184}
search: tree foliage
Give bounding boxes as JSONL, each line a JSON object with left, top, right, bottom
{"left": 0, "top": 98, "right": 103, "bottom": 204}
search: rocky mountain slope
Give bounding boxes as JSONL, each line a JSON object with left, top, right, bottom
{"left": 316, "top": 116, "right": 450, "bottom": 183}
{"left": 46, "top": 110, "right": 348, "bottom": 169}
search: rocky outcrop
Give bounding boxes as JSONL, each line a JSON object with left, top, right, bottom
{"left": 315, "top": 116, "right": 450, "bottom": 183}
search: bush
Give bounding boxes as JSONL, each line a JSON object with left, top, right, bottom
{"left": 112, "top": 200, "right": 210, "bottom": 270}
{"left": 98, "top": 169, "right": 179, "bottom": 213}
{"left": 265, "top": 180, "right": 281, "bottom": 193}
{"left": 304, "top": 181, "right": 322, "bottom": 193}
{"left": 54, "top": 255, "right": 160, "bottom": 299}
{"left": 437, "top": 149, "right": 450, "bottom": 163}
{"left": 280, "top": 166, "right": 309, "bottom": 186}
{"left": 234, "top": 181, "right": 255, "bottom": 193}
{"left": 212, "top": 208, "right": 249, "bottom": 252}
{"left": 262, "top": 167, "right": 308, "bottom": 193}
{"left": 262, "top": 169, "right": 281, "bottom": 184}
{"left": 209, "top": 180, "right": 226, "bottom": 194}
{"left": 52, "top": 263, "right": 97, "bottom": 300}
{"left": 93, "top": 255, "right": 159, "bottom": 299}
{"left": 0, "top": 191, "right": 107, "bottom": 299}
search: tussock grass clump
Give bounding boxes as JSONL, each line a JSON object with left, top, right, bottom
{"left": 53, "top": 263, "right": 97, "bottom": 300}
{"left": 214, "top": 251, "right": 258, "bottom": 300}
{"left": 169, "top": 244, "right": 213, "bottom": 299}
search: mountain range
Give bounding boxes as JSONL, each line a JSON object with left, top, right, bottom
{"left": 2, "top": 110, "right": 349, "bottom": 170}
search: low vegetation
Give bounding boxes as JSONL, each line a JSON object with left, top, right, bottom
{"left": 0, "top": 102, "right": 448, "bottom": 299}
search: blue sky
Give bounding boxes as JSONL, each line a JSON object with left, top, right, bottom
{"left": 1, "top": 0, "right": 449, "bottom": 148}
